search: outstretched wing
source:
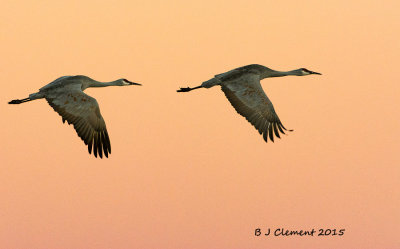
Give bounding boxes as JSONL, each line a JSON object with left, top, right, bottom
{"left": 45, "top": 88, "right": 111, "bottom": 158}
{"left": 221, "top": 73, "right": 292, "bottom": 142}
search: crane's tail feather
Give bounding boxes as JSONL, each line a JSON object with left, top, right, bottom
{"left": 8, "top": 98, "right": 32, "bottom": 104}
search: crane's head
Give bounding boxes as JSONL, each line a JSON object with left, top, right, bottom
{"left": 299, "top": 68, "right": 321, "bottom": 76}
{"left": 119, "top": 79, "right": 142, "bottom": 86}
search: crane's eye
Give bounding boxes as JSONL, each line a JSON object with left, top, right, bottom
{"left": 301, "top": 68, "right": 310, "bottom": 73}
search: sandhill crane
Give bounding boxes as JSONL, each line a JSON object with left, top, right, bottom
{"left": 9, "top": 75, "right": 141, "bottom": 158}
{"left": 177, "top": 64, "right": 321, "bottom": 142}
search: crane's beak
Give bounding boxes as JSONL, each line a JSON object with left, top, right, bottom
{"left": 125, "top": 79, "right": 141, "bottom": 85}
{"left": 311, "top": 71, "right": 322, "bottom": 75}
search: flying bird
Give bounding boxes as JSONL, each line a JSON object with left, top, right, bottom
{"left": 177, "top": 64, "right": 321, "bottom": 142}
{"left": 9, "top": 75, "right": 141, "bottom": 158}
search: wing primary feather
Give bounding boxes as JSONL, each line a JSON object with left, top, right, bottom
{"left": 263, "top": 122, "right": 269, "bottom": 142}
{"left": 273, "top": 123, "right": 280, "bottom": 139}
{"left": 101, "top": 132, "right": 109, "bottom": 158}
{"left": 259, "top": 120, "right": 268, "bottom": 136}
{"left": 104, "top": 130, "right": 111, "bottom": 153}
{"left": 256, "top": 116, "right": 265, "bottom": 134}
{"left": 81, "top": 126, "right": 90, "bottom": 144}
{"left": 257, "top": 123, "right": 264, "bottom": 135}
{"left": 277, "top": 123, "right": 285, "bottom": 134}
{"left": 97, "top": 132, "right": 103, "bottom": 159}
{"left": 93, "top": 132, "right": 98, "bottom": 158}
{"left": 88, "top": 131, "right": 93, "bottom": 154}
{"left": 269, "top": 123, "right": 274, "bottom": 142}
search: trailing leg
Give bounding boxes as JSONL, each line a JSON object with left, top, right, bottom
{"left": 8, "top": 97, "right": 32, "bottom": 104}
{"left": 8, "top": 92, "right": 44, "bottom": 104}
{"left": 177, "top": 85, "right": 203, "bottom": 92}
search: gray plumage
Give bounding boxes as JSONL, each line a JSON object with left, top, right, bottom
{"left": 9, "top": 75, "right": 141, "bottom": 158}
{"left": 177, "top": 64, "right": 321, "bottom": 143}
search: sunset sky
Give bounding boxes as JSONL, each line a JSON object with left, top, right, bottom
{"left": 1, "top": 0, "right": 399, "bottom": 248}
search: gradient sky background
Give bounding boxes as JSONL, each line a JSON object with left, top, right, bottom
{"left": 1, "top": 0, "right": 399, "bottom": 248}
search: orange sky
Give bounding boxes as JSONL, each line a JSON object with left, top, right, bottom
{"left": 1, "top": 0, "right": 399, "bottom": 248}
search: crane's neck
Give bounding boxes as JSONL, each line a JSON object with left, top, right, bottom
{"left": 261, "top": 69, "right": 303, "bottom": 79}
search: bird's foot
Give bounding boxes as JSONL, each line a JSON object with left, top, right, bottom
{"left": 8, "top": 99, "right": 22, "bottom": 104}
{"left": 177, "top": 87, "right": 192, "bottom": 92}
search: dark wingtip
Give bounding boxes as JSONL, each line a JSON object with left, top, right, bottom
{"left": 88, "top": 134, "right": 93, "bottom": 155}
{"left": 263, "top": 129, "right": 268, "bottom": 143}
{"left": 93, "top": 133, "right": 98, "bottom": 158}
{"left": 277, "top": 123, "right": 285, "bottom": 135}
{"left": 104, "top": 131, "right": 111, "bottom": 154}
{"left": 273, "top": 123, "right": 281, "bottom": 139}
{"left": 101, "top": 132, "right": 109, "bottom": 159}
{"left": 268, "top": 124, "right": 274, "bottom": 142}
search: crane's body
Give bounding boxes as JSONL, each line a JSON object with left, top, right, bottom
{"left": 177, "top": 64, "right": 321, "bottom": 142}
{"left": 9, "top": 75, "right": 141, "bottom": 158}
